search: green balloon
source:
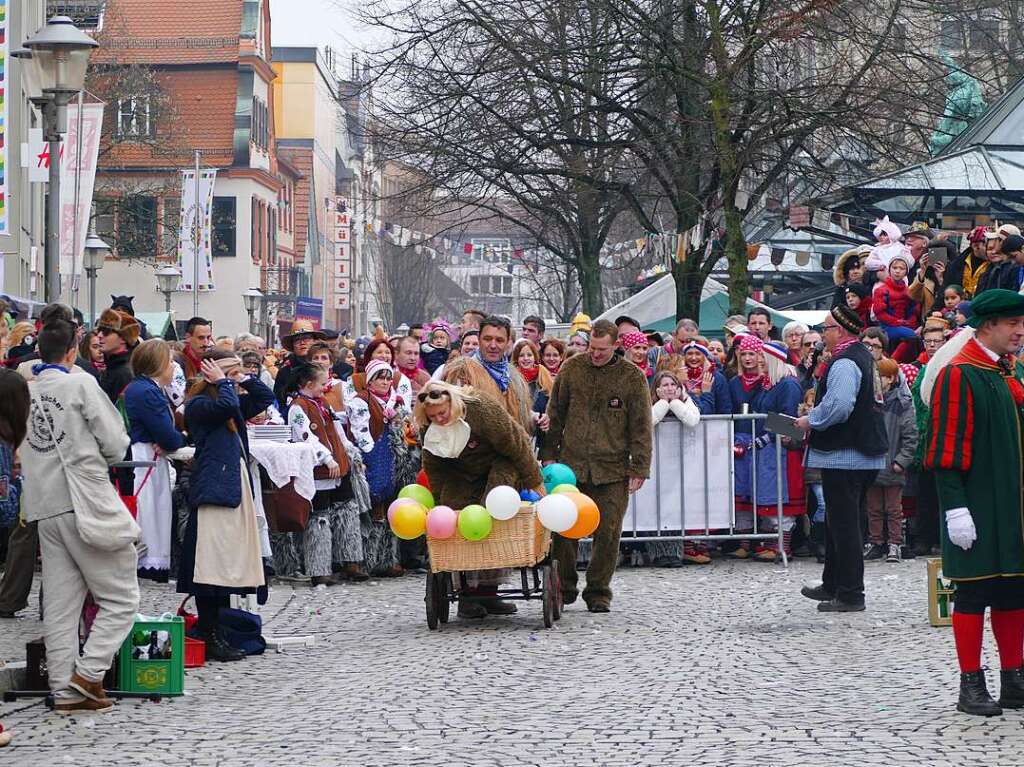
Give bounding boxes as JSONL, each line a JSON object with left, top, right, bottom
{"left": 551, "top": 484, "right": 579, "bottom": 495}
{"left": 398, "top": 484, "right": 435, "bottom": 510}
{"left": 458, "top": 504, "right": 493, "bottom": 541}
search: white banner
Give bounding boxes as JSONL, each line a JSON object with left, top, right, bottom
{"left": 177, "top": 169, "right": 217, "bottom": 291}
{"left": 625, "top": 418, "right": 734, "bottom": 534}
{"left": 59, "top": 103, "right": 104, "bottom": 279}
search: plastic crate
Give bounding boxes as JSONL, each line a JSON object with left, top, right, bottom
{"left": 184, "top": 637, "right": 206, "bottom": 669}
{"left": 118, "top": 616, "right": 185, "bottom": 696}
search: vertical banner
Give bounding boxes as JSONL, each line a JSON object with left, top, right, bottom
{"left": 59, "top": 103, "right": 104, "bottom": 279}
{"left": 176, "top": 169, "right": 217, "bottom": 291}
{"left": 0, "top": 1, "right": 10, "bottom": 234}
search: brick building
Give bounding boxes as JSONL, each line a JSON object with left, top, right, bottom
{"left": 87, "top": 0, "right": 295, "bottom": 337}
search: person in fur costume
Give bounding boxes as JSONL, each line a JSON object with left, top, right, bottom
{"left": 416, "top": 381, "right": 544, "bottom": 618}
{"left": 832, "top": 246, "right": 870, "bottom": 309}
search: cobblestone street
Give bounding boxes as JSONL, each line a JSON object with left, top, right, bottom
{"left": 2, "top": 557, "right": 1024, "bottom": 766}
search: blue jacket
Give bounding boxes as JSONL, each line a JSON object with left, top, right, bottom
{"left": 125, "top": 375, "right": 185, "bottom": 452}
{"left": 730, "top": 376, "right": 801, "bottom": 505}
{"left": 695, "top": 370, "right": 733, "bottom": 415}
{"left": 185, "top": 377, "right": 275, "bottom": 508}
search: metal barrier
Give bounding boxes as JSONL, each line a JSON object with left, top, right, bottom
{"left": 623, "top": 413, "right": 789, "bottom": 566}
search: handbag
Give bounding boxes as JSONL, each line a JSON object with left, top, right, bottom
{"left": 218, "top": 607, "right": 266, "bottom": 655}
{"left": 36, "top": 397, "right": 141, "bottom": 551}
{"left": 261, "top": 478, "right": 311, "bottom": 533}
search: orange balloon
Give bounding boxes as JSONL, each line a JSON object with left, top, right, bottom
{"left": 561, "top": 493, "right": 600, "bottom": 539}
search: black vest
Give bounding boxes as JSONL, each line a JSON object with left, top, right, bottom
{"left": 808, "top": 341, "right": 887, "bottom": 455}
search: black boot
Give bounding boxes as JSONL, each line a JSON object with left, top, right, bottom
{"left": 800, "top": 584, "right": 834, "bottom": 602}
{"left": 958, "top": 671, "right": 1003, "bottom": 716}
{"left": 201, "top": 629, "right": 245, "bottom": 662}
{"left": 999, "top": 667, "right": 1024, "bottom": 709}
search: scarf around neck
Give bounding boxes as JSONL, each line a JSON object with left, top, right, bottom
{"left": 473, "top": 352, "right": 510, "bottom": 392}
{"left": 740, "top": 371, "right": 769, "bottom": 392}
{"left": 518, "top": 365, "right": 539, "bottom": 384}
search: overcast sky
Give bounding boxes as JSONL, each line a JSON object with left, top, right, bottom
{"left": 269, "top": 0, "right": 385, "bottom": 60}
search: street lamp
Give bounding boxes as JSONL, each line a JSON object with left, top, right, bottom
{"left": 82, "top": 223, "right": 109, "bottom": 328}
{"left": 155, "top": 265, "right": 181, "bottom": 314}
{"left": 242, "top": 288, "right": 263, "bottom": 335}
{"left": 21, "top": 17, "right": 99, "bottom": 303}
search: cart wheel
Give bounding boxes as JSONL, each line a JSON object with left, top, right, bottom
{"left": 550, "top": 559, "right": 562, "bottom": 620}
{"left": 425, "top": 573, "right": 439, "bottom": 630}
{"left": 438, "top": 573, "right": 451, "bottom": 624}
{"left": 542, "top": 565, "right": 555, "bottom": 628}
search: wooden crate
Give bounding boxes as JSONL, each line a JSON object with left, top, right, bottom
{"left": 927, "top": 557, "right": 953, "bottom": 627}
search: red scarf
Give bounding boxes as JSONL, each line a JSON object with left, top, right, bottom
{"left": 684, "top": 365, "right": 703, "bottom": 393}
{"left": 298, "top": 392, "right": 332, "bottom": 424}
{"left": 740, "top": 371, "right": 766, "bottom": 392}
{"left": 183, "top": 344, "right": 202, "bottom": 376}
{"left": 518, "top": 365, "right": 539, "bottom": 383}
{"left": 832, "top": 338, "right": 860, "bottom": 357}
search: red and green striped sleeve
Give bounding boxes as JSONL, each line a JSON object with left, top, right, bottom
{"left": 924, "top": 364, "right": 974, "bottom": 472}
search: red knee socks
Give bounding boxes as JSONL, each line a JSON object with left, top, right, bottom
{"left": 991, "top": 609, "right": 1024, "bottom": 670}
{"left": 952, "top": 611, "right": 985, "bottom": 673}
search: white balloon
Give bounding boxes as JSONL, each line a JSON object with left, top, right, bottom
{"left": 536, "top": 494, "right": 578, "bottom": 533}
{"left": 485, "top": 485, "right": 522, "bottom": 521}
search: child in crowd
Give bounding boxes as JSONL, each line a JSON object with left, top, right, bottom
{"left": 845, "top": 284, "right": 872, "bottom": 327}
{"left": 874, "top": 253, "right": 920, "bottom": 359}
{"left": 420, "top": 322, "right": 452, "bottom": 374}
{"left": 955, "top": 301, "right": 972, "bottom": 328}
{"left": 864, "top": 358, "right": 918, "bottom": 563}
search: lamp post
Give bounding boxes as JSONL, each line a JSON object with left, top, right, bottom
{"left": 155, "top": 265, "right": 181, "bottom": 314}
{"left": 82, "top": 223, "right": 108, "bottom": 328}
{"left": 242, "top": 288, "right": 263, "bottom": 336}
{"left": 20, "top": 17, "right": 99, "bottom": 303}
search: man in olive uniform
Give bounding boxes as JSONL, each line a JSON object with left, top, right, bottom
{"left": 541, "top": 319, "right": 652, "bottom": 613}
{"left": 925, "top": 289, "right": 1024, "bottom": 717}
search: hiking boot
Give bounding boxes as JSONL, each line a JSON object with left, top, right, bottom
{"left": 753, "top": 547, "right": 778, "bottom": 562}
{"left": 68, "top": 673, "right": 112, "bottom": 706}
{"left": 958, "top": 671, "right": 1003, "bottom": 717}
{"left": 864, "top": 543, "right": 884, "bottom": 560}
{"left": 200, "top": 630, "right": 245, "bottom": 662}
{"left": 999, "top": 667, "right": 1024, "bottom": 709}
{"left": 817, "top": 599, "right": 866, "bottom": 613}
{"left": 585, "top": 598, "right": 611, "bottom": 613}
{"left": 54, "top": 694, "right": 114, "bottom": 714}
{"left": 726, "top": 544, "right": 750, "bottom": 560}
{"left": 800, "top": 584, "right": 835, "bottom": 602}
{"left": 886, "top": 544, "right": 902, "bottom": 563}
{"left": 682, "top": 546, "right": 711, "bottom": 565}
{"left": 457, "top": 600, "right": 487, "bottom": 619}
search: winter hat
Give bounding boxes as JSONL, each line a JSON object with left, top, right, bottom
{"left": 738, "top": 334, "right": 764, "bottom": 353}
{"left": 846, "top": 283, "right": 870, "bottom": 300}
{"left": 877, "top": 358, "right": 899, "bottom": 378}
{"left": 96, "top": 308, "right": 141, "bottom": 347}
{"left": 872, "top": 216, "right": 903, "bottom": 242}
{"left": 830, "top": 304, "right": 863, "bottom": 334}
{"left": 957, "top": 301, "right": 973, "bottom": 320}
{"left": 886, "top": 248, "right": 915, "bottom": 270}
{"left": 365, "top": 359, "right": 394, "bottom": 382}
{"left": 968, "top": 226, "right": 990, "bottom": 244}
{"left": 967, "top": 289, "right": 1024, "bottom": 328}
{"left": 1000, "top": 234, "right": 1024, "bottom": 254}
{"left": 681, "top": 341, "right": 713, "bottom": 361}
{"left": 110, "top": 295, "right": 136, "bottom": 316}
{"left": 998, "top": 224, "right": 1022, "bottom": 240}
{"left": 761, "top": 342, "right": 788, "bottom": 363}
{"left": 620, "top": 331, "right": 649, "bottom": 350}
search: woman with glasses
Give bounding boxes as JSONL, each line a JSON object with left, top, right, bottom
{"left": 414, "top": 381, "right": 544, "bottom": 618}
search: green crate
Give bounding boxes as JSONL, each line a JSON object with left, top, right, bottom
{"left": 117, "top": 616, "right": 185, "bottom": 696}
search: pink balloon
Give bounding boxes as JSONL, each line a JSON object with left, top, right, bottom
{"left": 426, "top": 505, "right": 458, "bottom": 540}
{"left": 388, "top": 498, "right": 418, "bottom": 525}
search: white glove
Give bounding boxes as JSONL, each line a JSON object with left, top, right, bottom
{"left": 946, "top": 507, "right": 977, "bottom": 551}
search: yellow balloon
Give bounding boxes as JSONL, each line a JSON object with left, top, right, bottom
{"left": 391, "top": 502, "right": 427, "bottom": 540}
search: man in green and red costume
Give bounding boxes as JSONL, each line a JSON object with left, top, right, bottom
{"left": 925, "top": 288, "right": 1024, "bottom": 717}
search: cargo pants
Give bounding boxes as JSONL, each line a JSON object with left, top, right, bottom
{"left": 552, "top": 480, "right": 629, "bottom": 606}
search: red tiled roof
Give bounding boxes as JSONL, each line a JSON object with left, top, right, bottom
{"left": 99, "top": 69, "right": 238, "bottom": 170}
{"left": 92, "top": 0, "right": 242, "bottom": 65}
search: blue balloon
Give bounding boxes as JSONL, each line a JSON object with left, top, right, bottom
{"left": 542, "top": 463, "right": 577, "bottom": 492}
{"left": 519, "top": 489, "right": 541, "bottom": 503}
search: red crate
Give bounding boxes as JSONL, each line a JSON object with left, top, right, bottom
{"left": 184, "top": 637, "right": 205, "bottom": 669}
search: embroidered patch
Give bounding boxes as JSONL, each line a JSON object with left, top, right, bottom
{"left": 608, "top": 397, "right": 623, "bottom": 409}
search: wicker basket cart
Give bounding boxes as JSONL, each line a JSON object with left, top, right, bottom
{"left": 424, "top": 504, "right": 562, "bottom": 629}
